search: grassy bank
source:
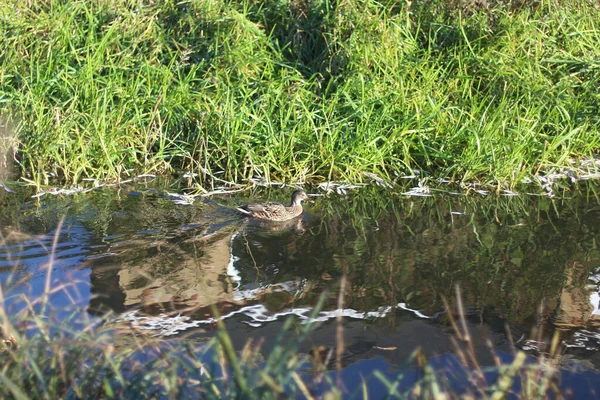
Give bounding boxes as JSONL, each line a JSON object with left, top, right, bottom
{"left": 0, "top": 0, "right": 599, "bottom": 187}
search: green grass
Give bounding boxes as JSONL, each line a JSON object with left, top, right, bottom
{"left": 0, "top": 272, "right": 567, "bottom": 399}
{"left": 0, "top": 264, "right": 567, "bottom": 399}
{"left": 0, "top": 0, "right": 599, "bottom": 188}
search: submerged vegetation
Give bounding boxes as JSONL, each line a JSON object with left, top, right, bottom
{"left": 0, "top": 0, "right": 598, "bottom": 187}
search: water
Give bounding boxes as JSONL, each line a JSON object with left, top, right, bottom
{"left": 2, "top": 180, "right": 600, "bottom": 385}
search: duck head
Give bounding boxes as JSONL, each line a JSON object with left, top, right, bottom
{"left": 291, "top": 190, "right": 309, "bottom": 206}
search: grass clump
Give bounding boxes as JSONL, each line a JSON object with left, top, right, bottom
{"left": 0, "top": 224, "right": 586, "bottom": 398}
{"left": 0, "top": 0, "right": 598, "bottom": 187}
{"left": 0, "top": 274, "right": 573, "bottom": 399}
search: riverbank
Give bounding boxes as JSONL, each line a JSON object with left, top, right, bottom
{"left": 1, "top": 0, "right": 599, "bottom": 188}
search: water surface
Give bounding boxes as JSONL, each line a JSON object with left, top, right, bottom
{"left": 1, "top": 181, "right": 600, "bottom": 377}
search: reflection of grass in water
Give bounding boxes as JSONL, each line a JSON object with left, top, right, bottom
{"left": 317, "top": 183, "right": 600, "bottom": 227}
{"left": 230, "top": 184, "right": 600, "bottom": 329}
{"left": 309, "top": 184, "right": 600, "bottom": 325}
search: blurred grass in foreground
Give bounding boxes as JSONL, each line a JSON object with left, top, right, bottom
{"left": 0, "top": 226, "right": 572, "bottom": 399}
{"left": 0, "top": 279, "right": 567, "bottom": 399}
{"left": 0, "top": 0, "right": 598, "bottom": 188}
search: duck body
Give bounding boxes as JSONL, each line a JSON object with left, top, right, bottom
{"left": 237, "top": 190, "right": 309, "bottom": 222}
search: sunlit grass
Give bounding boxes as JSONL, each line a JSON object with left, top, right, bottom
{"left": 1, "top": 0, "right": 598, "bottom": 188}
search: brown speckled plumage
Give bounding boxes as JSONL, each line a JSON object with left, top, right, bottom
{"left": 237, "top": 190, "right": 309, "bottom": 221}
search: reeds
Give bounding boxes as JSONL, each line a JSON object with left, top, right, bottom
{"left": 0, "top": 0, "right": 598, "bottom": 188}
{"left": 0, "top": 225, "right": 330, "bottom": 398}
{"left": 0, "top": 282, "right": 578, "bottom": 398}
{"left": 0, "top": 224, "right": 584, "bottom": 398}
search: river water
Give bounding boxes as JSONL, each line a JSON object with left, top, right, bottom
{"left": 1, "top": 180, "right": 600, "bottom": 394}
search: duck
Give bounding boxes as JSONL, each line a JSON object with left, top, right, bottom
{"left": 237, "top": 190, "right": 309, "bottom": 221}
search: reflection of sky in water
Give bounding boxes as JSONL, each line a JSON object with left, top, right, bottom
{"left": 0, "top": 225, "right": 92, "bottom": 318}
{"left": 334, "top": 353, "right": 600, "bottom": 399}
{"left": 132, "top": 345, "right": 600, "bottom": 398}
